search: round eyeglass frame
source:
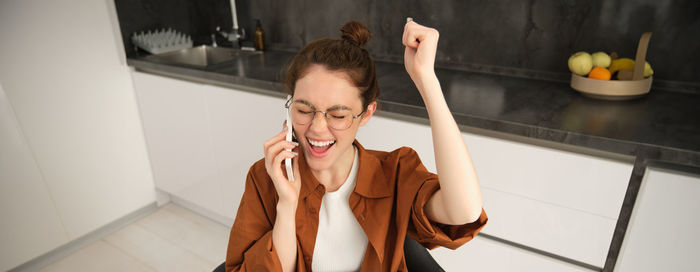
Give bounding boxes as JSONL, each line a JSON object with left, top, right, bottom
{"left": 284, "top": 97, "right": 366, "bottom": 131}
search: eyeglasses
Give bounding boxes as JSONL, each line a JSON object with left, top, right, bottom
{"left": 285, "top": 97, "right": 365, "bottom": 131}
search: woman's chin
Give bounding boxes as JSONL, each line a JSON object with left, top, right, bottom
{"left": 304, "top": 153, "right": 334, "bottom": 172}
{"left": 303, "top": 141, "right": 357, "bottom": 174}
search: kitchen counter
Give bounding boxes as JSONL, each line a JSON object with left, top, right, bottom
{"left": 127, "top": 50, "right": 700, "bottom": 168}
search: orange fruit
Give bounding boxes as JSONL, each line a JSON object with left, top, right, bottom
{"left": 588, "top": 67, "right": 611, "bottom": 80}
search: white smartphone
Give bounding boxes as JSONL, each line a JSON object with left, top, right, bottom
{"left": 285, "top": 95, "right": 295, "bottom": 182}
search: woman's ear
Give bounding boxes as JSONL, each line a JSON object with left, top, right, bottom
{"left": 359, "top": 101, "right": 377, "bottom": 126}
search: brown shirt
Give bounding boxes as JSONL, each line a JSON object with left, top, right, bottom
{"left": 225, "top": 140, "right": 487, "bottom": 271}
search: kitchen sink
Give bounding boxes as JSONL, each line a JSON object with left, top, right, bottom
{"left": 144, "top": 45, "right": 259, "bottom": 67}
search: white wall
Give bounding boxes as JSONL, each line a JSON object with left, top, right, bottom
{"left": 0, "top": 84, "right": 71, "bottom": 271}
{"left": 0, "top": 0, "right": 156, "bottom": 270}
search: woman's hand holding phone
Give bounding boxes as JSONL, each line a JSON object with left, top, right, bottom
{"left": 263, "top": 126, "right": 301, "bottom": 207}
{"left": 265, "top": 123, "right": 301, "bottom": 272}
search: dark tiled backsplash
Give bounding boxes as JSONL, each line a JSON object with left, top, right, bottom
{"left": 115, "top": 0, "right": 700, "bottom": 88}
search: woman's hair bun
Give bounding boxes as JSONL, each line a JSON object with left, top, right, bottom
{"left": 340, "top": 21, "right": 371, "bottom": 47}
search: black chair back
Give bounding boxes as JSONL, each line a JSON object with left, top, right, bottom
{"left": 404, "top": 235, "right": 445, "bottom": 272}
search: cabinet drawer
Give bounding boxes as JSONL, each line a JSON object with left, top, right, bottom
{"left": 431, "top": 236, "right": 595, "bottom": 272}
{"left": 465, "top": 132, "right": 633, "bottom": 220}
{"left": 482, "top": 187, "right": 616, "bottom": 267}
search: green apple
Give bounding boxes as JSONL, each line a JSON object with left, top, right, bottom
{"left": 568, "top": 52, "right": 593, "bottom": 76}
{"left": 591, "top": 52, "right": 611, "bottom": 68}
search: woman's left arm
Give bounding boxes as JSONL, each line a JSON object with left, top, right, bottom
{"left": 402, "top": 20, "right": 483, "bottom": 225}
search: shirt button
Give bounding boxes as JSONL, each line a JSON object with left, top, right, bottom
{"left": 305, "top": 256, "right": 311, "bottom": 262}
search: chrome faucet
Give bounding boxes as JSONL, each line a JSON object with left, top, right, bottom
{"left": 216, "top": 0, "right": 245, "bottom": 46}
{"left": 216, "top": 26, "right": 245, "bottom": 45}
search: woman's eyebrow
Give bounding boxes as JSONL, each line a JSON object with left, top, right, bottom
{"left": 293, "top": 99, "right": 315, "bottom": 108}
{"left": 327, "top": 105, "right": 351, "bottom": 111}
{"left": 293, "top": 99, "right": 351, "bottom": 111}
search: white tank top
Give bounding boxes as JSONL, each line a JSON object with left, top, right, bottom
{"left": 312, "top": 147, "right": 368, "bottom": 271}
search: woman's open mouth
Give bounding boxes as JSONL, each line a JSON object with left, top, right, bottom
{"left": 307, "top": 137, "right": 336, "bottom": 158}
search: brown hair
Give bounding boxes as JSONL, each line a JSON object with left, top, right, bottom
{"left": 285, "top": 21, "right": 379, "bottom": 110}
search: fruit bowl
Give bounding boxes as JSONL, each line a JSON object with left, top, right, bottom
{"left": 570, "top": 74, "right": 652, "bottom": 100}
{"left": 569, "top": 32, "right": 653, "bottom": 101}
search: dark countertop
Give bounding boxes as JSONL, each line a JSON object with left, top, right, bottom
{"left": 127, "top": 50, "right": 700, "bottom": 169}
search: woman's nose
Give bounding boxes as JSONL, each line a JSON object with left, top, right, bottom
{"left": 309, "top": 112, "right": 329, "bottom": 132}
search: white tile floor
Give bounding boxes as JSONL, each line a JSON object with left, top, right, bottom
{"left": 40, "top": 204, "right": 230, "bottom": 272}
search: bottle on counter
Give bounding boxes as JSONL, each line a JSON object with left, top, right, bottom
{"left": 254, "top": 19, "right": 265, "bottom": 51}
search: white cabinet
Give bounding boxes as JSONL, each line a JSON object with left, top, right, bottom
{"left": 465, "top": 132, "right": 632, "bottom": 267}
{"left": 615, "top": 166, "right": 700, "bottom": 271}
{"left": 133, "top": 73, "right": 223, "bottom": 217}
{"left": 132, "top": 72, "right": 285, "bottom": 224}
{"left": 204, "top": 85, "right": 285, "bottom": 220}
{"left": 357, "top": 115, "right": 634, "bottom": 268}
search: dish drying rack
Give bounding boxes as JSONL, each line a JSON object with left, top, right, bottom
{"left": 131, "top": 28, "right": 192, "bottom": 54}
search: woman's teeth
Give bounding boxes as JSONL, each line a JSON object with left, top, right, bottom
{"left": 308, "top": 138, "right": 335, "bottom": 147}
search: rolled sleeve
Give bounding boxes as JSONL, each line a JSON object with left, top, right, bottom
{"left": 409, "top": 175, "right": 488, "bottom": 250}
{"left": 225, "top": 230, "right": 282, "bottom": 271}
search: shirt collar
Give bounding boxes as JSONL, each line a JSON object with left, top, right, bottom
{"left": 353, "top": 140, "right": 393, "bottom": 198}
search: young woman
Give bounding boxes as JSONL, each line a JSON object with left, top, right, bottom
{"left": 225, "top": 20, "right": 487, "bottom": 272}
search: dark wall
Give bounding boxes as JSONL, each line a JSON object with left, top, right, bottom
{"left": 114, "top": 0, "right": 236, "bottom": 55}
{"left": 115, "top": 0, "right": 700, "bottom": 85}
